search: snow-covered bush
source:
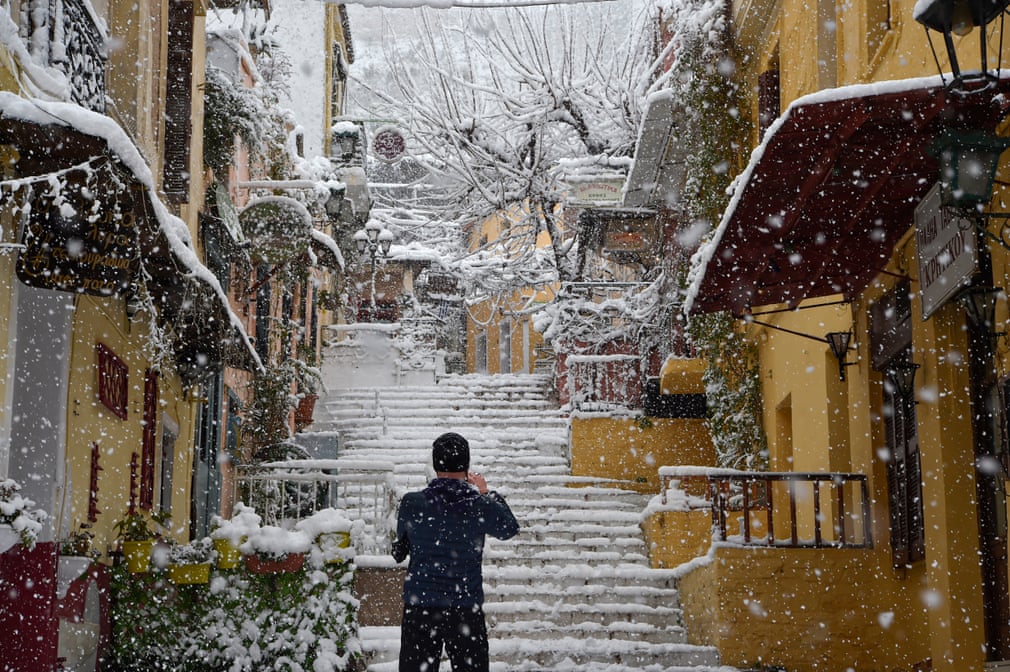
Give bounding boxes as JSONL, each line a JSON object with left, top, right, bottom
{"left": 110, "top": 506, "right": 361, "bottom": 671}
{"left": 0, "top": 478, "right": 47, "bottom": 550}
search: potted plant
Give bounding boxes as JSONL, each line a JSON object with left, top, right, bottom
{"left": 114, "top": 509, "right": 169, "bottom": 573}
{"left": 0, "top": 478, "right": 47, "bottom": 552}
{"left": 167, "top": 538, "right": 214, "bottom": 584}
{"left": 241, "top": 525, "right": 311, "bottom": 574}
{"left": 209, "top": 506, "right": 261, "bottom": 570}
{"left": 295, "top": 509, "right": 358, "bottom": 565}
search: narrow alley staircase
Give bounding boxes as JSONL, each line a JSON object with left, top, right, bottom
{"left": 309, "top": 373, "right": 729, "bottom": 672}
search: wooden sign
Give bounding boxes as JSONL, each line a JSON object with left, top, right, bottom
{"left": 17, "top": 168, "right": 139, "bottom": 296}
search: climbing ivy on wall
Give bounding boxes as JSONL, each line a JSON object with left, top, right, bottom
{"left": 660, "top": 0, "right": 769, "bottom": 468}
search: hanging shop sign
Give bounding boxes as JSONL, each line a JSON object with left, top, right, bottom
{"left": 16, "top": 165, "right": 140, "bottom": 296}
{"left": 373, "top": 127, "right": 406, "bottom": 162}
{"left": 915, "top": 182, "right": 978, "bottom": 320}
{"left": 603, "top": 215, "right": 657, "bottom": 253}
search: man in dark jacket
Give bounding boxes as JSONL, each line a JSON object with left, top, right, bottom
{"left": 392, "top": 432, "right": 520, "bottom": 672}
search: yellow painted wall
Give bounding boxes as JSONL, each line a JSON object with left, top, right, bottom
{"left": 680, "top": 545, "right": 931, "bottom": 672}
{"left": 690, "top": 2, "right": 1010, "bottom": 671}
{"left": 465, "top": 205, "right": 556, "bottom": 374}
{"left": 641, "top": 509, "right": 712, "bottom": 568}
{"left": 64, "top": 296, "right": 197, "bottom": 553}
{"left": 570, "top": 416, "right": 715, "bottom": 492}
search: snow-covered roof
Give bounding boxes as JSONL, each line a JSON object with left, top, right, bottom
{"left": 0, "top": 91, "right": 262, "bottom": 370}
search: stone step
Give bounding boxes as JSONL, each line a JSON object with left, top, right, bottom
{"left": 316, "top": 372, "right": 720, "bottom": 672}
{"left": 487, "top": 581, "right": 681, "bottom": 609}
{"left": 359, "top": 627, "right": 720, "bottom": 671}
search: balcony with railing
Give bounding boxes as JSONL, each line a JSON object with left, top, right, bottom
{"left": 18, "top": 0, "right": 107, "bottom": 111}
{"left": 659, "top": 467, "right": 873, "bottom": 549}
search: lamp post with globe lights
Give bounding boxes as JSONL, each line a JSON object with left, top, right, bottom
{"left": 354, "top": 220, "right": 394, "bottom": 321}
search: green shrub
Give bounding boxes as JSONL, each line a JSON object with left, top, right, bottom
{"left": 108, "top": 558, "right": 360, "bottom": 671}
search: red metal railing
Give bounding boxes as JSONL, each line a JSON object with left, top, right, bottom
{"left": 660, "top": 468, "right": 873, "bottom": 549}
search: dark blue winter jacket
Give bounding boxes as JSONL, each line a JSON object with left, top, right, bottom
{"left": 392, "top": 478, "right": 519, "bottom": 608}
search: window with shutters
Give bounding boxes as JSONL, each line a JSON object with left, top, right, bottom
{"left": 867, "top": 0, "right": 892, "bottom": 60}
{"left": 871, "top": 281, "right": 924, "bottom": 567}
{"left": 163, "top": 0, "right": 194, "bottom": 202}
{"left": 882, "top": 357, "right": 925, "bottom": 567}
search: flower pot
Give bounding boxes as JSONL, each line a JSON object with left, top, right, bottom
{"left": 168, "top": 562, "right": 211, "bottom": 584}
{"left": 245, "top": 552, "right": 305, "bottom": 574}
{"left": 122, "top": 540, "right": 155, "bottom": 573}
{"left": 318, "top": 531, "right": 352, "bottom": 563}
{"left": 213, "top": 538, "right": 242, "bottom": 570}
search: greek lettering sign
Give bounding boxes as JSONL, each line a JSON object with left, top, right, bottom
{"left": 915, "top": 182, "right": 978, "bottom": 320}
{"left": 17, "top": 168, "right": 139, "bottom": 296}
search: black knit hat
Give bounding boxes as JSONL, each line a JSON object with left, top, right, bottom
{"left": 432, "top": 432, "right": 470, "bottom": 472}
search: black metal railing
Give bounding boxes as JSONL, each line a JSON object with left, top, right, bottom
{"left": 50, "top": 0, "right": 107, "bottom": 112}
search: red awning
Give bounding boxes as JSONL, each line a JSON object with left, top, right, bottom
{"left": 687, "top": 76, "right": 1010, "bottom": 315}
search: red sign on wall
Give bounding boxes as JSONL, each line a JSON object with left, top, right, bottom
{"left": 96, "top": 343, "right": 128, "bottom": 420}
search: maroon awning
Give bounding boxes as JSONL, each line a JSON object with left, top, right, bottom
{"left": 688, "top": 77, "right": 1010, "bottom": 315}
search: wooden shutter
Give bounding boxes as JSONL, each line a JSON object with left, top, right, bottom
{"left": 163, "top": 0, "right": 194, "bottom": 202}
{"left": 140, "top": 369, "right": 159, "bottom": 510}
{"left": 883, "top": 374, "right": 925, "bottom": 567}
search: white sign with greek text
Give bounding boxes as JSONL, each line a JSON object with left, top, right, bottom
{"left": 915, "top": 182, "right": 978, "bottom": 320}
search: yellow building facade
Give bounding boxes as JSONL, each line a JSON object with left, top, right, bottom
{"left": 664, "top": 0, "right": 1010, "bottom": 671}
{"left": 465, "top": 206, "right": 555, "bottom": 375}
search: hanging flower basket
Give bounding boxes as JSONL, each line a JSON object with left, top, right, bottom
{"left": 245, "top": 552, "right": 305, "bottom": 575}
{"left": 213, "top": 537, "right": 242, "bottom": 570}
{"left": 168, "top": 562, "right": 211, "bottom": 584}
{"left": 122, "top": 540, "right": 155, "bottom": 573}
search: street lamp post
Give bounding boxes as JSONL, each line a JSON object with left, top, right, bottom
{"left": 354, "top": 221, "right": 394, "bottom": 321}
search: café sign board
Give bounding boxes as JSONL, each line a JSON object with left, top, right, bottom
{"left": 915, "top": 182, "right": 978, "bottom": 320}
{"left": 17, "top": 168, "right": 139, "bottom": 296}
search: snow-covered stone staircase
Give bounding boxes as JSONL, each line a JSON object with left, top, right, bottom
{"left": 308, "top": 373, "right": 727, "bottom": 672}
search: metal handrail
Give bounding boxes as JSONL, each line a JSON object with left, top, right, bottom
{"left": 659, "top": 468, "right": 873, "bottom": 550}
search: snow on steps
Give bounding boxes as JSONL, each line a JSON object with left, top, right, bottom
{"left": 306, "top": 373, "right": 725, "bottom": 671}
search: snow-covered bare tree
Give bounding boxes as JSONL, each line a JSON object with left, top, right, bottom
{"left": 353, "top": 2, "right": 663, "bottom": 300}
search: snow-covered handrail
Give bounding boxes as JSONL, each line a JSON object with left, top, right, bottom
{"left": 234, "top": 461, "right": 396, "bottom": 554}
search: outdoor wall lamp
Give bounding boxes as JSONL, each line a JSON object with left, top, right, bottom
{"left": 933, "top": 129, "right": 1010, "bottom": 209}
{"left": 826, "top": 331, "right": 857, "bottom": 381}
{"left": 960, "top": 283, "right": 1004, "bottom": 329}
{"left": 886, "top": 359, "right": 921, "bottom": 402}
{"left": 914, "top": 0, "right": 1010, "bottom": 93}
{"left": 748, "top": 319, "right": 857, "bottom": 382}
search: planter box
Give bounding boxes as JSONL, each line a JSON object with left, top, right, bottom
{"left": 245, "top": 552, "right": 305, "bottom": 574}
{"left": 213, "top": 538, "right": 242, "bottom": 570}
{"left": 122, "top": 540, "right": 155, "bottom": 573}
{"left": 168, "top": 563, "right": 211, "bottom": 584}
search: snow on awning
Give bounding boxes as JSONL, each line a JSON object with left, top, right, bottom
{"left": 685, "top": 75, "right": 1010, "bottom": 316}
{"left": 0, "top": 92, "right": 261, "bottom": 375}
{"left": 309, "top": 229, "right": 345, "bottom": 271}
